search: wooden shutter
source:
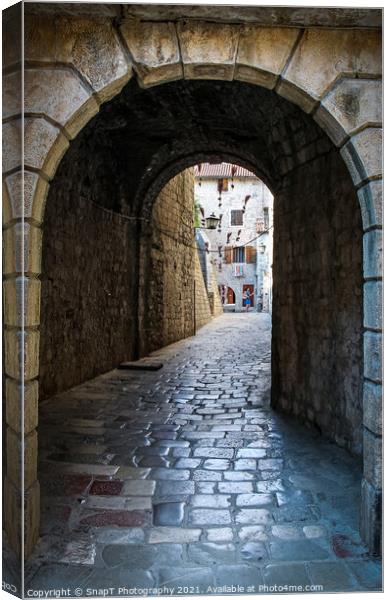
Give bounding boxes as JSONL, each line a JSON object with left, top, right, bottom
{"left": 246, "top": 246, "right": 256, "bottom": 264}
{"left": 224, "top": 246, "right": 232, "bottom": 264}
{"left": 218, "top": 178, "right": 229, "bottom": 193}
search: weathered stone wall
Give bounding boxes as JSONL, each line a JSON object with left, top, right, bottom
{"left": 195, "top": 231, "right": 224, "bottom": 320}
{"left": 272, "top": 148, "right": 363, "bottom": 455}
{"left": 139, "top": 169, "right": 197, "bottom": 354}
{"left": 194, "top": 253, "right": 213, "bottom": 330}
{"left": 39, "top": 149, "right": 140, "bottom": 400}
{"left": 207, "top": 262, "right": 224, "bottom": 318}
{"left": 41, "top": 165, "right": 215, "bottom": 399}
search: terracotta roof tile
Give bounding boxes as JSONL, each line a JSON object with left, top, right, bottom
{"left": 194, "top": 163, "right": 256, "bottom": 178}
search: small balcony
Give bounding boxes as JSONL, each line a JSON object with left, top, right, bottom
{"left": 232, "top": 263, "right": 244, "bottom": 277}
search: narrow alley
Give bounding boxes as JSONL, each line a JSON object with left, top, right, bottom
{"left": 18, "top": 313, "right": 380, "bottom": 594}
{"left": 4, "top": 6, "right": 382, "bottom": 581}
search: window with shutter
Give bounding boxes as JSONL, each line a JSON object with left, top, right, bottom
{"left": 231, "top": 210, "right": 243, "bottom": 226}
{"left": 218, "top": 178, "right": 228, "bottom": 193}
{"left": 246, "top": 246, "right": 256, "bottom": 264}
{"left": 233, "top": 247, "right": 245, "bottom": 263}
{"left": 224, "top": 246, "right": 232, "bottom": 263}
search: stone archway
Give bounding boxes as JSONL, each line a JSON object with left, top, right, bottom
{"left": 2, "top": 5, "right": 382, "bottom": 557}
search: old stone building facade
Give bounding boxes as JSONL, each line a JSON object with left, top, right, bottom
{"left": 194, "top": 163, "right": 273, "bottom": 312}
{"left": 2, "top": 2, "right": 382, "bottom": 568}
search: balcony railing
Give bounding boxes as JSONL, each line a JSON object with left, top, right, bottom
{"left": 232, "top": 263, "right": 244, "bottom": 277}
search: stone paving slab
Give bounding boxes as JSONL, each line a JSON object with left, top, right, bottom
{"left": 149, "top": 528, "right": 202, "bottom": 544}
{"left": 92, "top": 528, "right": 145, "bottom": 544}
{"left": 307, "top": 561, "right": 359, "bottom": 592}
{"left": 215, "top": 564, "right": 263, "bottom": 587}
{"left": 346, "top": 560, "right": 382, "bottom": 590}
{"left": 156, "top": 567, "right": 215, "bottom": 589}
{"left": 263, "top": 563, "right": 311, "bottom": 587}
{"left": 20, "top": 313, "right": 381, "bottom": 595}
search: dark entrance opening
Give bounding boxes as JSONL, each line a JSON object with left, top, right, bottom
{"left": 242, "top": 284, "right": 255, "bottom": 308}
{"left": 39, "top": 77, "right": 364, "bottom": 556}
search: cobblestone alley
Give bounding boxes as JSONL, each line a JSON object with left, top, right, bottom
{"left": 3, "top": 4, "right": 382, "bottom": 576}
{"left": 15, "top": 314, "right": 381, "bottom": 594}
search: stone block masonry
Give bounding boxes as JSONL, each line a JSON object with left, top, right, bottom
{"left": 41, "top": 164, "right": 217, "bottom": 399}
{"left": 194, "top": 253, "right": 213, "bottom": 330}
{"left": 139, "top": 168, "right": 219, "bottom": 355}
{"left": 3, "top": 3, "right": 381, "bottom": 559}
{"left": 271, "top": 146, "right": 363, "bottom": 456}
{"left": 39, "top": 136, "right": 140, "bottom": 400}
{"left": 139, "top": 169, "right": 197, "bottom": 354}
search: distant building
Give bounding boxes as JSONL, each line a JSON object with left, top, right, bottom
{"left": 194, "top": 163, "right": 273, "bottom": 312}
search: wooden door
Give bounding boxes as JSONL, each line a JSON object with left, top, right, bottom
{"left": 227, "top": 287, "right": 235, "bottom": 304}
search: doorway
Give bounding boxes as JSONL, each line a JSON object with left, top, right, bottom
{"left": 227, "top": 286, "right": 236, "bottom": 305}
{"left": 242, "top": 284, "right": 254, "bottom": 308}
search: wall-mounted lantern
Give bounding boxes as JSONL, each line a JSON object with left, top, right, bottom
{"left": 205, "top": 212, "right": 220, "bottom": 230}
{"left": 259, "top": 244, "right": 266, "bottom": 254}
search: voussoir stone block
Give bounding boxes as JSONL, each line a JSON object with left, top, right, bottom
{"left": 6, "top": 378, "right": 39, "bottom": 434}
{"left": 3, "top": 276, "right": 41, "bottom": 327}
{"left": 7, "top": 427, "right": 38, "bottom": 490}
{"left": 364, "top": 281, "right": 382, "bottom": 331}
{"left": 24, "top": 68, "right": 99, "bottom": 138}
{"left": 235, "top": 26, "right": 300, "bottom": 89}
{"left": 283, "top": 29, "right": 381, "bottom": 101}
{"left": 3, "top": 222, "right": 42, "bottom": 275}
{"left": 177, "top": 21, "right": 240, "bottom": 81}
{"left": 363, "top": 331, "right": 382, "bottom": 384}
{"left": 2, "top": 180, "right": 12, "bottom": 225}
{"left": 25, "top": 16, "right": 131, "bottom": 103}
{"left": 358, "top": 179, "right": 382, "bottom": 231}
{"left": 3, "top": 170, "right": 49, "bottom": 225}
{"left": 2, "top": 119, "right": 21, "bottom": 174}
{"left": 24, "top": 117, "right": 69, "bottom": 180}
{"left": 363, "top": 381, "right": 382, "bottom": 436}
{"left": 276, "top": 79, "right": 318, "bottom": 115}
{"left": 363, "top": 229, "right": 382, "bottom": 280}
{"left": 121, "top": 21, "right": 182, "bottom": 87}
{"left": 341, "top": 128, "right": 382, "bottom": 186}
{"left": 315, "top": 79, "right": 382, "bottom": 147}
{"left": 4, "top": 329, "right": 40, "bottom": 381}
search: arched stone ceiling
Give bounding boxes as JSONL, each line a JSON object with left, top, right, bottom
{"left": 62, "top": 77, "right": 331, "bottom": 214}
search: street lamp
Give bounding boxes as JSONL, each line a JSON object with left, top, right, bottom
{"left": 205, "top": 212, "right": 220, "bottom": 230}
